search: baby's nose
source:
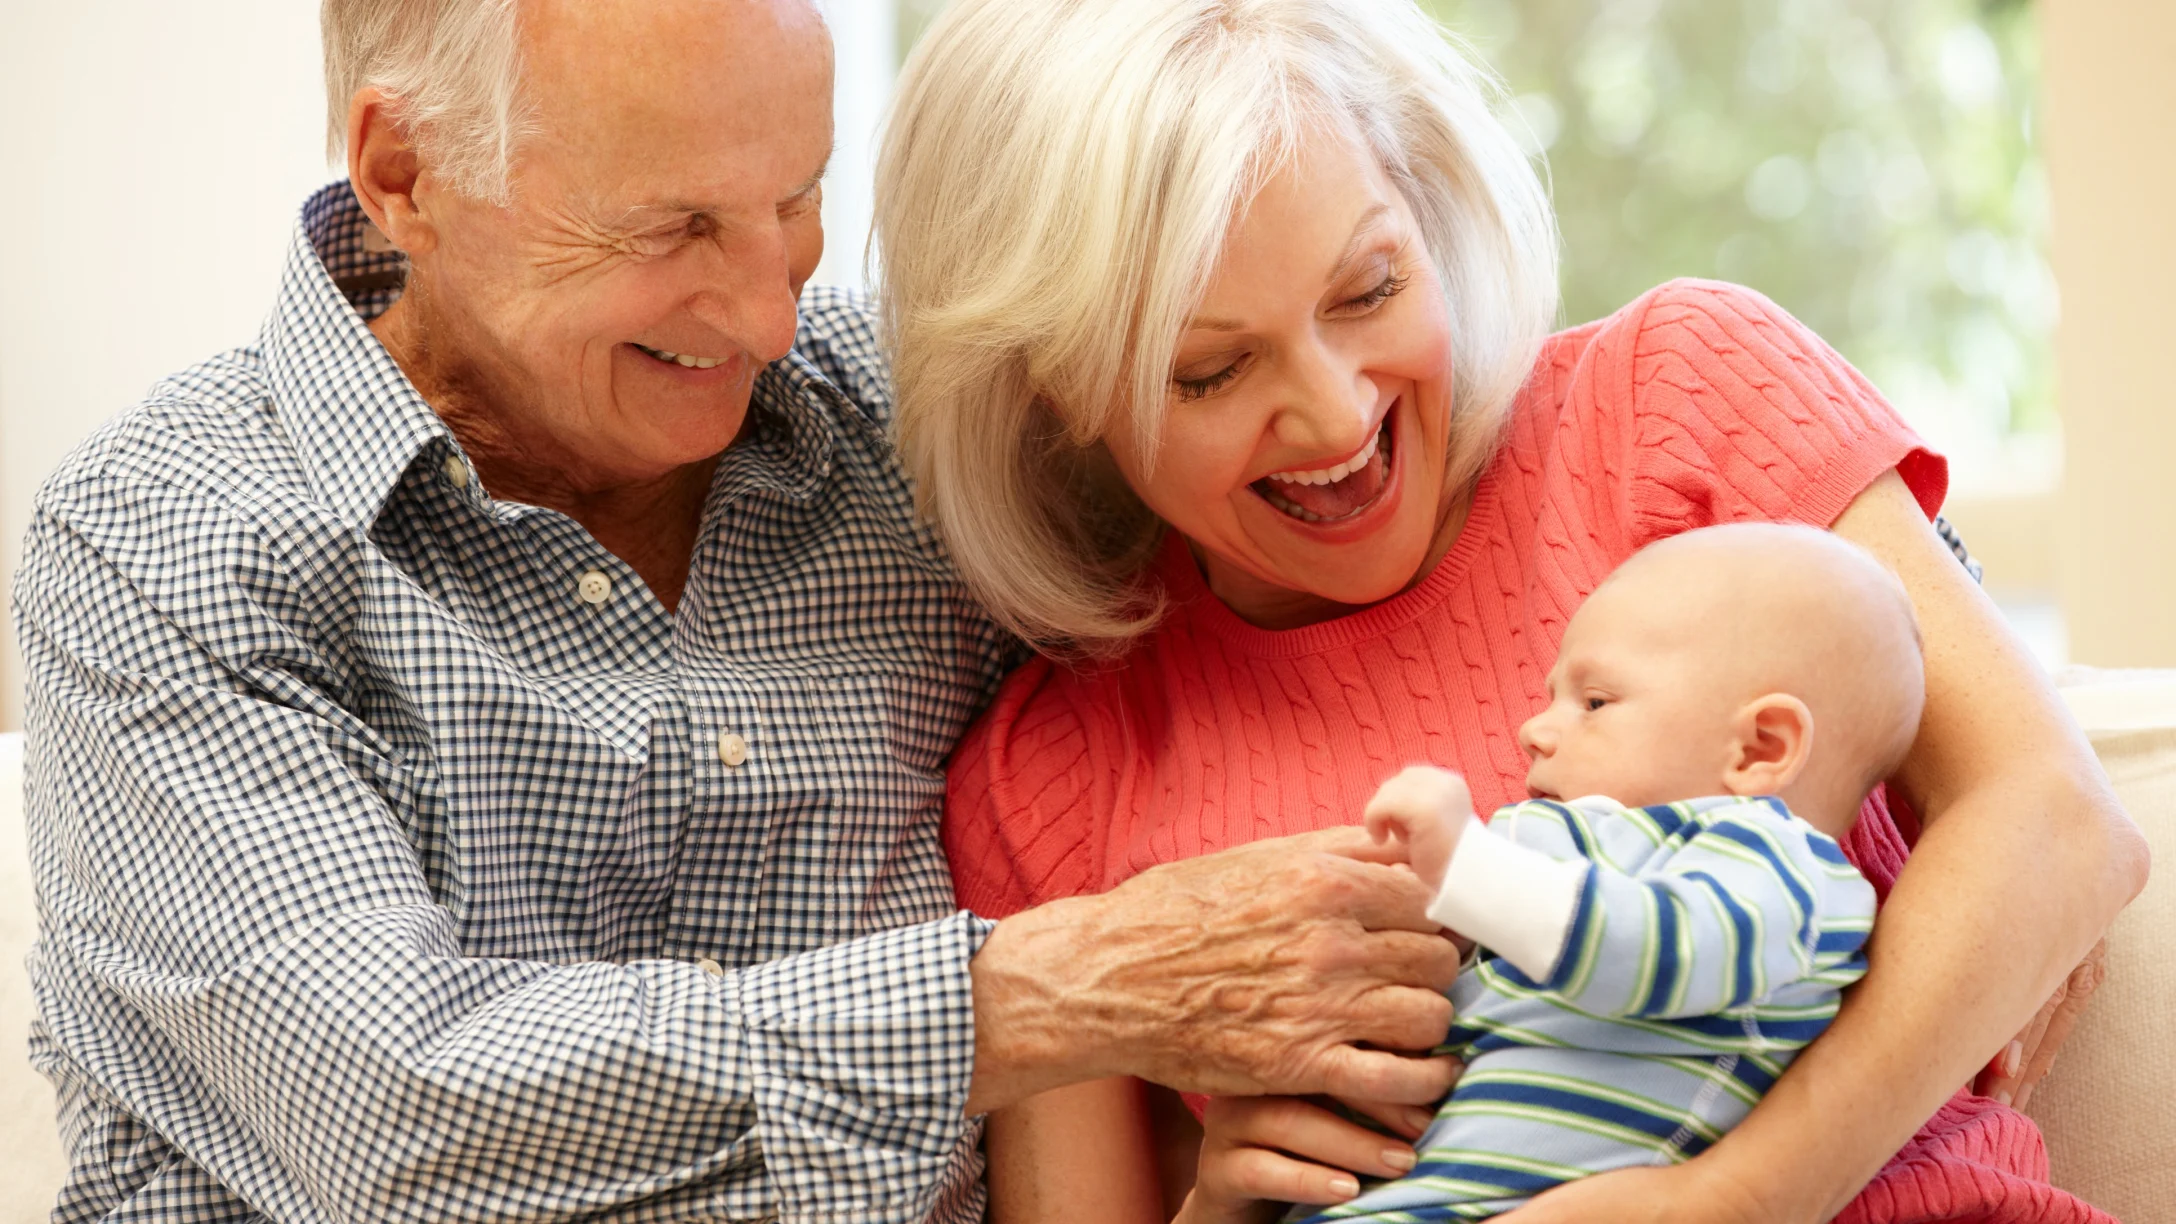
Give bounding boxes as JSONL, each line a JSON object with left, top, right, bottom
{"left": 1517, "top": 710, "right": 1552, "bottom": 758}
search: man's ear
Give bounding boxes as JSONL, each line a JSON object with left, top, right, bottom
{"left": 346, "top": 87, "right": 436, "bottom": 258}
{"left": 1723, "top": 694, "right": 1814, "bottom": 798}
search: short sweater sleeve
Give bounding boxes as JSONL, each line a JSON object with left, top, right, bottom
{"left": 943, "top": 657, "right": 1114, "bottom": 920}
{"left": 1600, "top": 280, "right": 1947, "bottom": 546}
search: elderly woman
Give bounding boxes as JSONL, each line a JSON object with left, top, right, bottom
{"left": 876, "top": 1, "right": 2147, "bottom": 1221}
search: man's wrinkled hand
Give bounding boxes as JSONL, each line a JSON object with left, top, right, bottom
{"left": 967, "top": 826, "right": 1462, "bottom": 1114}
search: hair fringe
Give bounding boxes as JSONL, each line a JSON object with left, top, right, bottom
{"left": 879, "top": 0, "right": 1561, "bottom": 651}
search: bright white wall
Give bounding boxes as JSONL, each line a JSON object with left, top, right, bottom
{"left": 0, "top": 1, "right": 895, "bottom": 733}
{"left": 816, "top": 0, "right": 898, "bottom": 291}
{"left": 2045, "top": 0, "right": 2176, "bottom": 667}
{"left": 0, "top": 3, "right": 331, "bottom": 733}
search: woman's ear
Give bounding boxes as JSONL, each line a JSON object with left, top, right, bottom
{"left": 346, "top": 87, "right": 437, "bottom": 259}
{"left": 1724, "top": 694, "right": 1815, "bottom": 798}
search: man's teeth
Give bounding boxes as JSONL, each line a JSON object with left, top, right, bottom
{"left": 637, "top": 344, "right": 726, "bottom": 370}
{"left": 1265, "top": 425, "right": 1381, "bottom": 486}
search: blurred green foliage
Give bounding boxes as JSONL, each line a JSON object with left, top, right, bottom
{"left": 895, "top": 0, "right": 2055, "bottom": 466}
{"left": 1423, "top": 0, "right": 2055, "bottom": 456}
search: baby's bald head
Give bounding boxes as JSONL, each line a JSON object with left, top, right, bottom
{"left": 1525, "top": 523, "right": 1926, "bottom": 834}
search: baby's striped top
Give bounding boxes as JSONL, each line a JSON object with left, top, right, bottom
{"left": 1300, "top": 795, "right": 1876, "bottom": 1222}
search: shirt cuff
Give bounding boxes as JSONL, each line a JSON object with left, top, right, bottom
{"left": 737, "top": 911, "right": 993, "bottom": 1223}
{"left": 1425, "top": 820, "right": 1591, "bottom": 982}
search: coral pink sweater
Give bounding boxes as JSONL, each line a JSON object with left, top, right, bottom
{"left": 945, "top": 281, "right": 2106, "bottom": 1224}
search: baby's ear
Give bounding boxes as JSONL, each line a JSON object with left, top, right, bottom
{"left": 1724, "top": 694, "right": 1815, "bottom": 798}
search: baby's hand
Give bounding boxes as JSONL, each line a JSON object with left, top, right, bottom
{"left": 1364, "top": 766, "right": 1473, "bottom": 893}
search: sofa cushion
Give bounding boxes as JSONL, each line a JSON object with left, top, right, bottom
{"left": 2027, "top": 672, "right": 2176, "bottom": 1224}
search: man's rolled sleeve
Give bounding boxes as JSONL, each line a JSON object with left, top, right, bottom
{"left": 741, "top": 914, "right": 992, "bottom": 1220}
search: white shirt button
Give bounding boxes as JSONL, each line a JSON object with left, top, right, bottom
{"left": 576, "top": 570, "right": 613, "bottom": 606}
{"left": 695, "top": 957, "right": 725, "bottom": 978}
{"left": 717, "top": 731, "right": 750, "bottom": 769}
{"left": 441, "top": 455, "right": 471, "bottom": 489}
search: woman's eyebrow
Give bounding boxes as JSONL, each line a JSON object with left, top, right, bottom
{"left": 1183, "top": 202, "right": 1399, "bottom": 333}
{"left": 1326, "top": 203, "right": 1396, "bottom": 282}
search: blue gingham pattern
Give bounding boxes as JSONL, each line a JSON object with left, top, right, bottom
{"left": 12, "top": 184, "right": 1018, "bottom": 1224}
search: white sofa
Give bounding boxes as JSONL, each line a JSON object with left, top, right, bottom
{"left": 3, "top": 673, "right": 2173, "bottom": 1222}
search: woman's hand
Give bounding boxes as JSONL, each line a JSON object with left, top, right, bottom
{"left": 1975, "top": 936, "right": 2110, "bottom": 1109}
{"left": 1176, "top": 1094, "right": 1440, "bottom": 1224}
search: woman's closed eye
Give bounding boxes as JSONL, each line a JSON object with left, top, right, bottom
{"left": 1173, "top": 354, "right": 1250, "bottom": 401}
{"left": 1336, "top": 269, "right": 1411, "bottom": 315}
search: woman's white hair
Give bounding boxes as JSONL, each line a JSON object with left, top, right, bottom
{"left": 321, "top": 0, "right": 533, "bottom": 204}
{"left": 878, "top": 0, "right": 1559, "bottom": 652}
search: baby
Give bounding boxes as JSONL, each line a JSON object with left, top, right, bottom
{"left": 1293, "top": 522, "right": 1927, "bottom": 1222}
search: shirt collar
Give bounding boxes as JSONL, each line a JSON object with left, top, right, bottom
{"left": 261, "top": 182, "right": 843, "bottom": 531}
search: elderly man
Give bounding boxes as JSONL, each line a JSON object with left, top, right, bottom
{"left": 11, "top": 1, "right": 1461, "bottom": 1221}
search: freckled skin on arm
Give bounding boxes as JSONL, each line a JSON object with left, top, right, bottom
{"left": 985, "top": 1079, "right": 1165, "bottom": 1224}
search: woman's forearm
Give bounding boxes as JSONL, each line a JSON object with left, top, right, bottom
{"left": 987, "top": 1078, "right": 1165, "bottom": 1224}
{"left": 1708, "top": 468, "right": 2155, "bottom": 1221}
{"left": 1699, "top": 765, "right": 2143, "bottom": 1221}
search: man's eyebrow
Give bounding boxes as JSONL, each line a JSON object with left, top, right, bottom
{"left": 784, "top": 161, "right": 829, "bottom": 203}
{"left": 1183, "top": 201, "right": 1397, "bottom": 332}
{"left": 607, "top": 159, "right": 832, "bottom": 231}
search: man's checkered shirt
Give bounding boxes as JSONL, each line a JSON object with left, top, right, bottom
{"left": 12, "top": 184, "right": 1019, "bottom": 1223}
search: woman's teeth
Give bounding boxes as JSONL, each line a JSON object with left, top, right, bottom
{"left": 637, "top": 344, "right": 727, "bottom": 370}
{"left": 1265, "top": 424, "right": 1382, "bottom": 487}
{"left": 1259, "top": 488, "right": 1335, "bottom": 523}
{"left": 1252, "top": 418, "right": 1394, "bottom": 524}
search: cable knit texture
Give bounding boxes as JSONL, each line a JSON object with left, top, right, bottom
{"left": 944, "top": 282, "right": 2109, "bottom": 1224}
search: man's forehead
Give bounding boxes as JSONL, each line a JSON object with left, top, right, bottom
{"left": 511, "top": 0, "right": 834, "bottom": 219}
{"left": 519, "top": 0, "right": 833, "bottom": 151}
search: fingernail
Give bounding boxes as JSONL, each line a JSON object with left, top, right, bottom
{"left": 2001, "top": 1041, "right": 2024, "bottom": 1078}
{"left": 1993, "top": 1088, "right": 2013, "bottom": 1106}
{"left": 1329, "top": 1175, "right": 1361, "bottom": 1198}
{"left": 1383, "top": 1147, "right": 1418, "bottom": 1172}
{"left": 1403, "top": 1107, "right": 1437, "bottom": 1134}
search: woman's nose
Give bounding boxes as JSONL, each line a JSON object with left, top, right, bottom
{"left": 1273, "top": 335, "right": 1379, "bottom": 454}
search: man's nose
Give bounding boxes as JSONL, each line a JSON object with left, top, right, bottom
{"left": 686, "top": 225, "right": 803, "bottom": 365}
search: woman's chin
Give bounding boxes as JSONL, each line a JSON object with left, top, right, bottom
{"left": 1246, "top": 539, "right": 1437, "bottom": 611}
{"left": 1238, "top": 494, "right": 1442, "bottom": 609}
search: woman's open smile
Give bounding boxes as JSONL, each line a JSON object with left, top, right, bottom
{"left": 1253, "top": 410, "right": 1394, "bottom": 524}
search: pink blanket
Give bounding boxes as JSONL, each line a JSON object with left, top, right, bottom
{"left": 1834, "top": 803, "right": 2113, "bottom": 1224}
{"left": 1839, "top": 1092, "right": 2112, "bottom": 1224}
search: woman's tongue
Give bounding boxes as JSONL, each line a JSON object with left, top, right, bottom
{"left": 1258, "top": 447, "right": 1390, "bottom": 521}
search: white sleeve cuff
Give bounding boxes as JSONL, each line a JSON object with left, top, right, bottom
{"left": 1425, "top": 820, "right": 1591, "bottom": 983}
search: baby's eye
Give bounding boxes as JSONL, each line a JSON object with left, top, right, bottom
{"left": 1585, "top": 696, "right": 1608, "bottom": 712}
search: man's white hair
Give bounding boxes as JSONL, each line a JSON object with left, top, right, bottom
{"left": 322, "top": 0, "right": 533, "bottom": 204}
{"left": 878, "top": 0, "right": 1560, "bottom": 650}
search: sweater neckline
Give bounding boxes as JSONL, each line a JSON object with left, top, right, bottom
{"left": 1155, "top": 457, "right": 1504, "bottom": 659}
